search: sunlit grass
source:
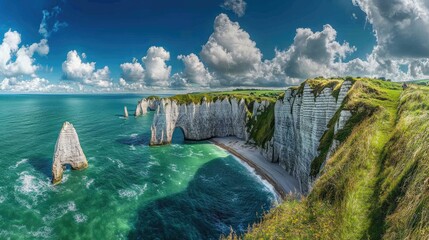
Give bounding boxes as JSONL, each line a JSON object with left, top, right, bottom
{"left": 225, "top": 77, "right": 429, "bottom": 239}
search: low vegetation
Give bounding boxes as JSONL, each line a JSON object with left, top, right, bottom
{"left": 167, "top": 90, "right": 284, "bottom": 105}
{"left": 225, "top": 78, "right": 429, "bottom": 239}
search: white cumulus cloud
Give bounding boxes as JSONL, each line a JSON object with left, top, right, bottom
{"left": 200, "top": 13, "right": 262, "bottom": 86}
{"left": 120, "top": 58, "right": 145, "bottom": 83}
{"left": 143, "top": 46, "right": 172, "bottom": 87}
{"left": 268, "top": 24, "right": 356, "bottom": 80}
{"left": 62, "top": 50, "right": 112, "bottom": 88}
{"left": 0, "top": 29, "right": 49, "bottom": 78}
{"left": 120, "top": 46, "right": 172, "bottom": 89}
{"left": 350, "top": 0, "right": 429, "bottom": 81}
{"left": 173, "top": 53, "right": 212, "bottom": 87}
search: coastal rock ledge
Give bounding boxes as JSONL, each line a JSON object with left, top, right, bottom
{"left": 52, "top": 122, "right": 88, "bottom": 184}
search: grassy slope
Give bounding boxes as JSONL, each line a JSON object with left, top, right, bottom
{"left": 405, "top": 79, "right": 429, "bottom": 86}
{"left": 226, "top": 78, "right": 429, "bottom": 239}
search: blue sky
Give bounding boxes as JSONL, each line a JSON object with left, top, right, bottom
{"left": 0, "top": 0, "right": 428, "bottom": 92}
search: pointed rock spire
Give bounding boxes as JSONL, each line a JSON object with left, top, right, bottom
{"left": 52, "top": 122, "right": 88, "bottom": 185}
{"left": 124, "top": 106, "right": 129, "bottom": 118}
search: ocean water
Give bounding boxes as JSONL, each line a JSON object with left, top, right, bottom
{"left": 0, "top": 94, "right": 276, "bottom": 239}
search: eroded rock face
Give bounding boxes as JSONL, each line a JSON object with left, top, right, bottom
{"left": 150, "top": 98, "right": 248, "bottom": 145}
{"left": 52, "top": 122, "right": 88, "bottom": 184}
{"left": 273, "top": 81, "right": 352, "bottom": 192}
{"left": 135, "top": 98, "right": 160, "bottom": 116}
{"left": 149, "top": 81, "right": 353, "bottom": 193}
{"left": 124, "top": 106, "right": 129, "bottom": 118}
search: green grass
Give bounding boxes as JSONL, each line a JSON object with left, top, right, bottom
{"left": 405, "top": 79, "right": 429, "bottom": 86}
{"left": 146, "top": 95, "right": 161, "bottom": 100}
{"left": 167, "top": 90, "right": 284, "bottom": 105}
{"left": 247, "top": 102, "right": 275, "bottom": 148}
{"left": 226, "top": 78, "right": 429, "bottom": 239}
{"left": 291, "top": 78, "right": 344, "bottom": 99}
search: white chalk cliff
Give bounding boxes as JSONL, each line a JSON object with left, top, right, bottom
{"left": 150, "top": 98, "right": 248, "bottom": 145}
{"left": 135, "top": 98, "right": 160, "bottom": 116}
{"left": 272, "top": 81, "right": 352, "bottom": 192}
{"left": 148, "top": 80, "right": 353, "bottom": 193}
{"left": 52, "top": 122, "right": 88, "bottom": 184}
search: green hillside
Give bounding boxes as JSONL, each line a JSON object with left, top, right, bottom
{"left": 225, "top": 78, "right": 429, "bottom": 239}
{"left": 406, "top": 79, "right": 429, "bottom": 86}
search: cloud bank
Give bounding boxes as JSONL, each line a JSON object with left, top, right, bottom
{"left": 3, "top": 0, "right": 429, "bottom": 92}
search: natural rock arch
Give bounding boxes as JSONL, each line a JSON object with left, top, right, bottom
{"left": 150, "top": 98, "right": 248, "bottom": 145}
{"left": 52, "top": 122, "right": 88, "bottom": 184}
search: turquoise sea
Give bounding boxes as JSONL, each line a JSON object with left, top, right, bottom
{"left": 0, "top": 94, "right": 276, "bottom": 239}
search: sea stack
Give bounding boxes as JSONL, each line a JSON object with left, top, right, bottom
{"left": 124, "top": 106, "right": 129, "bottom": 118}
{"left": 52, "top": 122, "right": 88, "bottom": 185}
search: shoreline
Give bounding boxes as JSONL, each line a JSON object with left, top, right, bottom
{"left": 209, "top": 137, "right": 300, "bottom": 200}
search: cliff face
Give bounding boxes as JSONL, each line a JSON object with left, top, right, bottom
{"left": 148, "top": 80, "right": 353, "bottom": 193}
{"left": 150, "top": 98, "right": 248, "bottom": 145}
{"left": 135, "top": 98, "right": 160, "bottom": 116}
{"left": 272, "top": 80, "right": 352, "bottom": 192}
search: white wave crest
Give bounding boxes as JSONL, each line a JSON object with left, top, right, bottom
{"left": 42, "top": 201, "right": 77, "bottom": 223}
{"left": 85, "top": 179, "right": 94, "bottom": 189}
{"left": 118, "top": 183, "right": 148, "bottom": 199}
{"left": 108, "top": 157, "right": 124, "bottom": 168}
{"left": 9, "top": 158, "right": 28, "bottom": 169}
{"left": 29, "top": 226, "right": 53, "bottom": 239}
{"left": 14, "top": 171, "right": 51, "bottom": 208}
{"left": 73, "top": 213, "right": 88, "bottom": 223}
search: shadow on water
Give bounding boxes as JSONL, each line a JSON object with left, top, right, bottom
{"left": 127, "top": 157, "right": 272, "bottom": 240}
{"left": 27, "top": 156, "right": 52, "bottom": 178}
{"left": 116, "top": 134, "right": 149, "bottom": 146}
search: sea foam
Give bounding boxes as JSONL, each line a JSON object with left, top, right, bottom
{"left": 9, "top": 158, "right": 28, "bottom": 169}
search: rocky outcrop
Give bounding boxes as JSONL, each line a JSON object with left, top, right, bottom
{"left": 272, "top": 81, "right": 352, "bottom": 192}
{"left": 52, "top": 122, "right": 88, "bottom": 185}
{"left": 150, "top": 98, "right": 248, "bottom": 145}
{"left": 124, "top": 106, "right": 129, "bottom": 118}
{"left": 135, "top": 98, "right": 160, "bottom": 116}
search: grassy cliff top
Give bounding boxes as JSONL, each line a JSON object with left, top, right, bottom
{"left": 167, "top": 89, "right": 285, "bottom": 105}
{"left": 226, "top": 78, "right": 429, "bottom": 239}
{"left": 146, "top": 95, "right": 161, "bottom": 100}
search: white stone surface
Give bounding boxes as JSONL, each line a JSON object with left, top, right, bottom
{"left": 150, "top": 98, "right": 248, "bottom": 145}
{"left": 124, "top": 106, "right": 129, "bottom": 118}
{"left": 52, "top": 122, "right": 88, "bottom": 184}
{"left": 135, "top": 98, "right": 160, "bottom": 116}
{"left": 273, "top": 80, "right": 352, "bottom": 192}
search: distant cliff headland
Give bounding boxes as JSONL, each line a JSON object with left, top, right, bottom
{"left": 136, "top": 77, "right": 429, "bottom": 239}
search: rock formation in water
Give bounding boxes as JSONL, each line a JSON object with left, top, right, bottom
{"left": 135, "top": 97, "right": 160, "bottom": 116}
{"left": 148, "top": 80, "right": 353, "bottom": 192}
{"left": 150, "top": 98, "right": 248, "bottom": 145}
{"left": 124, "top": 106, "right": 129, "bottom": 118}
{"left": 52, "top": 122, "right": 88, "bottom": 185}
